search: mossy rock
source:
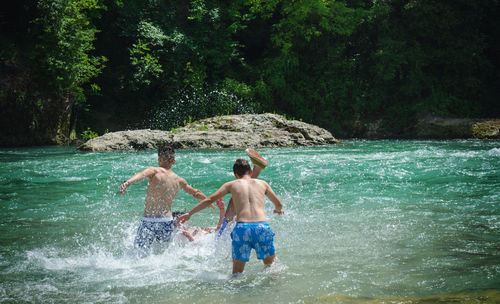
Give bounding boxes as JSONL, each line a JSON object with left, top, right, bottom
{"left": 472, "top": 120, "right": 500, "bottom": 139}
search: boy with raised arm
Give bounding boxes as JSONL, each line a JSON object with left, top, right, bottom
{"left": 216, "top": 149, "right": 268, "bottom": 237}
{"left": 178, "top": 158, "right": 284, "bottom": 274}
{"left": 119, "top": 144, "right": 207, "bottom": 253}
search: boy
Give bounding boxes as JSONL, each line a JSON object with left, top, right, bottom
{"left": 216, "top": 149, "right": 268, "bottom": 237}
{"left": 178, "top": 158, "right": 284, "bottom": 274}
{"left": 119, "top": 144, "right": 207, "bottom": 253}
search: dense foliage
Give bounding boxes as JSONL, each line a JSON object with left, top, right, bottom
{"left": 1, "top": 0, "right": 105, "bottom": 145}
{"left": 1, "top": 0, "right": 499, "bottom": 145}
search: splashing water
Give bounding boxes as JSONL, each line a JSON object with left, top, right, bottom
{"left": 144, "top": 88, "right": 257, "bottom": 130}
{"left": 0, "top": 140, "right": 499, "bottom": 303}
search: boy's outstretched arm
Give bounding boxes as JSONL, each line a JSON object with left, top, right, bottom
{"left": 178, "top": 184, "right": 230, "bottom": 223}
{"left": 179, "top": 178, "right": 207, "bottom": 200}
{"left": 264, "top": 182, "right": 284, "bottom": 214}
{"left": 179, "top": 178, "right": 217, "bottom": 209}
{"left": 119, "top": 167, "right": 156, "bottom": 194}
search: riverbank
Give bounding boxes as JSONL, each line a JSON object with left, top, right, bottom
{"left": 79, "top": 114, "right": 499, "bottom": 152}
{"left": 353, "top": 116, "right": 500, "bottom": 139}
{"left": 2, "top": 113, "right": 498, "bottom": 148}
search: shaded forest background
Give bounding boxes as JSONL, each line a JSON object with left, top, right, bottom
{"left": 1, "top": 0, "right": 499, "bottom": 146}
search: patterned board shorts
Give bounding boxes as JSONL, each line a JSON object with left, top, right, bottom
{"left": 134, "top": 216, "right": 174, "bottom": 251}
{"left": 230, "top": 222, "right": 275, "bottom": 262}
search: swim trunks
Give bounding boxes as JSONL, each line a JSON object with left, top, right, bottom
{"left": 134, "top": 215, "right": 174, "bottom": 250}
{"left": 231, "top": 222, "right": 275, "bottom": 262}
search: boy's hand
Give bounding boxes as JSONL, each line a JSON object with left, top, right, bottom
{"left": 273, "top": 209, "right": 284, "bottom": 215}
{"left": 119, "top": 181, "right": 129, "bottom": 194}
{"left": 177, "top": 213, "right": 190, "bottom": 223}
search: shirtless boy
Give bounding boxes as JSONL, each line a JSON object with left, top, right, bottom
{"left": 217, "top": 149, "right": 268, "bottom": 237}
{"left": 119, "top": 145, "right": 207, "bottom": 252}
{"left": 178, "top": 158, "right": 284, "bottom": 274}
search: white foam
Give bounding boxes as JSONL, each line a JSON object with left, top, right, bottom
{"left": 487, "top": 147, "right": 500, "bottom": 156}
{"left": 198, "top": 157, "right": 211, "bottom": 164}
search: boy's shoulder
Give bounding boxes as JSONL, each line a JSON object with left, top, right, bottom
{"left": 251, "top": 177, "right": 267, "bottom": 184}
{"left": 233, "top": 178, "right": 268, "bottom": 186}
{"left": 147, "top": 166, "right": 162, "bottom": 171}
{"left": 151, "top": 167, "right": 179, "bottom": 178}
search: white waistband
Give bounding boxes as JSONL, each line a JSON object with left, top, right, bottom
{"left": 141, "top": 215, "right": 173, "bottom": 222}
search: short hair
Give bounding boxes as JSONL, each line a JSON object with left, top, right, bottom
{"left": 233, "top": 159, "right": 251, "bottom": 176}
{"left": 158, "top": 144, "right": 175, "bottom": 163}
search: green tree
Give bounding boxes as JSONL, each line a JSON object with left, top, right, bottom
{"left": 359, "top": 0, "right": 496, "bottom": 134}
{"left": 0, "top": 0, "right": 105, "bottom": 145}
{"left": 85, "top": 0, "right": 254, "bottom": 131}
{"left": 240, "top": 0, "right": 368, "bottom": 135}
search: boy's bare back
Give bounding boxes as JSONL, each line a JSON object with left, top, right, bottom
{"left": 213, "top": 176, "right": 282, "bottom": 222}
{"left": 120, "top": 165, "right": 204, "bottom": 217}
{"left": 144, "top": 167, "right": 186, "bottom": 216}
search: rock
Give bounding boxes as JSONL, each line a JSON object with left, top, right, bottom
{"left": 78, "top": 113, "right": 340, "bottom": 151}
{"left": 472, "top": 120, "right": 500, "bottom": 139}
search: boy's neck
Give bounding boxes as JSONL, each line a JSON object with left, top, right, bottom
{"left": 159, "top": 162, "right": 172, "bottom": 170}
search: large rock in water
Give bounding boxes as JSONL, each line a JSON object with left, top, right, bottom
{"left": 78, "top": 113, "right": 340, "bottom": 151}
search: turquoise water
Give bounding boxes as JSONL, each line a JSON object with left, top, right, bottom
{"left": 0, "top": 140, "right": 499, "bottom": 303}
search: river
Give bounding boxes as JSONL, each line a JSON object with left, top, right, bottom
{"left": 0, "top": 140, "right": 499, "bottom": 303}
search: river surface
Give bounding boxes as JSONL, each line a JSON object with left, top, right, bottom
{"left": 0, "top": 140, "right": 499, "bottom": 303}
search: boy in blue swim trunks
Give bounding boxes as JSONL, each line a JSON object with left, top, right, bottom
{"left": 179, "top": 158, "right": 284, "bottom": 274}
{"left": 119, "top": 145, "right": 208, "bottom": 253}
{"left": 217, "top": 149, "right": 268, "bottom": 238}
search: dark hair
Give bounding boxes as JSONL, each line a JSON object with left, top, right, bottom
{"left": 158, "top": 144, "right": 175, "bottom": 163}
{"left": 233, "top": 159, "right": 251, "bottom": 176}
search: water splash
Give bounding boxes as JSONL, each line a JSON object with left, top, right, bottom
{"left": 143, "top": 87, "right": 258, "bottom": 130}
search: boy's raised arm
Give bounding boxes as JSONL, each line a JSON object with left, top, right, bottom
{"left": 119, "top": 167, "right": 156, "bottom": 194}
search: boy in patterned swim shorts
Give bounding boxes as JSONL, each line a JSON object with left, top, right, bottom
{"left": 119, "top": 145, "right": 208, "bottom": 254}
{"left": 179, "top": 158, "right": 284, "bottom": 274}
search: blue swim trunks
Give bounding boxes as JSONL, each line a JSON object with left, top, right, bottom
{"left": 134, "top": 216, "right": 174, "bottom": 250}
{"left": 231, "top": 222, "right": 275, "bottom": 262}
